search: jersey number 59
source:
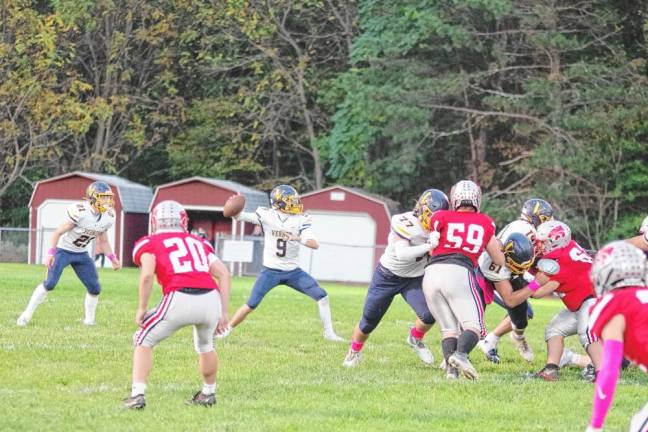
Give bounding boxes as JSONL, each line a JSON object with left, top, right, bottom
{"left": 445, "top": 223, "right": 485, "bottom": 253}
{"left": 163, "top": 237, "right": 210, "bottom": 273}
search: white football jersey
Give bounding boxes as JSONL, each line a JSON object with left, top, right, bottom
{"left": 59, "top": 201, "right": 115, "bottom": 253}
{"left": 239, "top": 207, "right": 315, "bottom": 271}
{"left": 479, "top": 219, "right": 536, "bottom": 282}
{"left": 379, "top": 212, "right": 429, "bottom": 278}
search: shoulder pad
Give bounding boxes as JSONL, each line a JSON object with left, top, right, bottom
{"left": 67, "top": 202, "right": 87, "bottom": 222}
{"left": 391, "top": 213, "right": 416, "bottom": 240}
{"left": 537, "top": 258, "right": 560, "bottom": 276}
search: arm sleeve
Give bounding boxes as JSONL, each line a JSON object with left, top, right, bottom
{"left": 132, "top": 237, "right": 152, "bottom": 267}
{"left": 235, "top": 211, "right": 261, "bottom": 224}
{"left": 590, "top": 339, "right": 624, "bottom": 428}
{"left": 393, "top": 239, "right": 432, "bottom": 261}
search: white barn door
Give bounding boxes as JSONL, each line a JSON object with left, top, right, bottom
{"left": 36, "top": 200, "right": 116, "bottom": 266}
{"left": 299, "top": 211, "right": 376, "bottom": 283}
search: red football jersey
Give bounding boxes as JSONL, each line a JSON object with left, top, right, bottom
{"left": 588, "top": 287, "right": 648, "bottom": 373}
{"left": 132, "top": 232, "right": 219, "bottom": 295}
{"left": 543, "top": 240, "right": 594, "bottom": 311}
{"left": 429, "top": 210, "right": 496, "bottom": 266}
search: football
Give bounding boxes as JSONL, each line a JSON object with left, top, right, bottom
{"left": 223, "top": 194, "right": 246, "bottom": 217}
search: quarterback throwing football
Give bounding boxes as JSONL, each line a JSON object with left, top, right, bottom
{"left": 218, "top": 185, "right": 344, "bottom": 341}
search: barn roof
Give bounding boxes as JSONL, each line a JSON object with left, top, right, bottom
{"left": 30, "top": 171, "right": 153, "bottom": 213}
{"left": 156, "top": 176, "right": 269, "bottom": 212}
{"left": 301, "top": 185, "right": 402, "bottom": 216}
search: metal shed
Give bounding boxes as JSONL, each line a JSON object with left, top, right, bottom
{"left": 300, "top": 185, "right": 401, "bottom": 283}
{"left": 28, "top": 172, "right": 152, "bottom": 267}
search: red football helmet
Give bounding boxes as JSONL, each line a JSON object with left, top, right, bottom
{"left": 150, "top": 200, "right": 188, "bottom": 233}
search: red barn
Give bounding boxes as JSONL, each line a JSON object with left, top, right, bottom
{"left": 150, "top": 177, "right": 269, "bottom": 242}
{"left": 300, "top": 185, "right": 401, "bottom": 283}
{"left": 28, "top": 172, "right": 153, "bottom": 267}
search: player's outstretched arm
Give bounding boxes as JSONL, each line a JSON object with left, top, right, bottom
{"left": 135, "top": 253, "right": 156, "bottom": 326}
{"left": 234, "top": 211, "right": 260, "bottom": 225}
{"left": 494, "top": 279, "right": 533, "bottom": 308}
{"left": 97, "top": 231, "right": 121, "bottom": 271}
{"left": 587, "top": 315, "right": 626, "bottom": 431}
{"left": 209, "top": 259, "right": 231, "bottom": 334}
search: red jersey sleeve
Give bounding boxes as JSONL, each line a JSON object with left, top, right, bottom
{"left": 132, "top": 235, "right": 154, "bottom": 267}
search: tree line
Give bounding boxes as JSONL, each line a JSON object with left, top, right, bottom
{"left": 1, "top": 0, "right": 647, "bottom": 248}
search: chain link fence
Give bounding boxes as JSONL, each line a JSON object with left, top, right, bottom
{"left": 0, "top": 227, "right": 31, "bottom": 263}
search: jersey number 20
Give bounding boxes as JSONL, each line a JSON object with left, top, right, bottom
{"left": 164, "top": 237, "right": 209, "bottom": 273}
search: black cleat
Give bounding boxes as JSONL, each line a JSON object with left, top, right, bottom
{"left": 187, "top": 391, "right": 216, "bottom": 407}
{"left": 123, "top": 394, "right": 146, "bottom": 410}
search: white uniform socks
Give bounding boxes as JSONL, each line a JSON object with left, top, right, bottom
{"left": 24, "top": 283, "right": 48, "bottom": 317}
{"left": 317, "top": 296, "right": 334, "bottom": 334}
{"left": 84, "top": 294, "right": 99, "bottom": 324}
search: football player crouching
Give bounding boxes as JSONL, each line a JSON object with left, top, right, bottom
{"left": 585, "top": 241, "right": 648, "bottom": 432}
{"left": 475, "top": 232, "right": 538, "bottom": 364}
{"left": 343, "top": 189, "right": 449, "bottom": 367}
{"left": 526, "top": 220, "right": 603, "bottom": 381}
{"left": 478, "top": 198, "right": 554, "bottom": 364}
{"left": 217, "top": 185, "right": 344, "bottom": 341}
{"left": 124, "top": 201, "right": 231, "bottom": 409}
{"left": 17, "top": 181, "right": 120, "bottom": 327}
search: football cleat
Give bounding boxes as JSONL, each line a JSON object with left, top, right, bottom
{"left": 448, "top": 352, "right": 479, "bottom": 380}
{"left": 16, "top": 312, "right": 31, "bottom": 327}
{"left": 477, "top": 339, "right": 500, "bottom": 364}
{"left": 83, "top": 319, "right": 96, "bottom": 326}
{"left": 323, "top": 331, "right": 345, "bottom": 342}
{"left": 534, "top": 364, "right": 560, "bottom": 381}
{"left": 85, "top": 181, "right": 114, "bottom": 214}
{"left": 510, "top": 333, "right": 534, "bottom": 362}
{"left": 187, "top": 391, "right": 216, "bottom": 407}
{"left": 407, "top": 333, "right": 434, "bottom": 365}
{"left": 123, "top": 394, "right": 146, "bottom": 410}
{"left": 343, "top": 349, "right": 362, "bottom": 368}
{"left": 445, "top": 364, "right": 459, "bottom": 380}
{"left": 581, "top": 364, "right": 597, "bottom": 383}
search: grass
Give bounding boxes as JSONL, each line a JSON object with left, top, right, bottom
{"left": 0, "top": 262, "right": 645, "bottom": 432}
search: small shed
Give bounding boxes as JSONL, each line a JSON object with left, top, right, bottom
{"left": 150, "top": 177, "right": 269, "bottom": 241}
{"left": 299, "top": 185, "right": 400, "bottom": 283}
{"left": 28, "top": 172, "right": 153, "bottom": 267}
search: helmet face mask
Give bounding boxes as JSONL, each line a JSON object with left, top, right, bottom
{"left": 86, "top": 181, "right": 114, "bottom": 214}
{"left": 449, "top": 180, "right": 482, "bottom": 211}
{"left": 271, "top": 185, "right": 303, "bottom": 215}
{"left": 536, "top": 220, "right": 571, "bottom": 255}
{"left": 151, "top": 200, "right": 188, "bottom": 233}
{"left": 413, "top": 189, "right": 449, "bottom": 228}
{"left": 591, "top": 241, "right": 648, "bottom": 296}
{"left": 520, "top": 199, "right": 554, "bottom": 228}
{"left": 502, "top": 232, "right": 535, "bottom": 275}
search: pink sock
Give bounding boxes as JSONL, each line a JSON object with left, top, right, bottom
{"left": 410, "top": 327, "right": 426, "bottom": 340}
{"left": 590, "top": 339, "right": 623, "bottom": 428}
{"left": 351, "top": 341, "right": 364, "bottom": 352}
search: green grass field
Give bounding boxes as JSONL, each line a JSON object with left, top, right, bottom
{"left": 0, "top": 263, "right": 645, "bottom": 431}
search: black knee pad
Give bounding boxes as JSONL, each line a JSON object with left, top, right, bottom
{"left": 419, "top": 312, "right": 435, "bottom": 326}
{"left": 86, "top": 285, "right": 101, "bottom": 296}
{"left": 359, "top": 318, "right": 377, "bottom": 335}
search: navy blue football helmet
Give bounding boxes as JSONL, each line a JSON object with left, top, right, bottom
{"left": 270, "top": 185, "right": 303, "bottom": 214}
{"left": 520, "top": 199, "right": 553, "bottom": 228}
{"left": 502, "top": 232, "right": 535, "bottom": 275}
{"left": 413, "top": 189, "right": 450, "bottom": 228}
{"left": 85, "top": 181, "right": 114, "bottom": 213}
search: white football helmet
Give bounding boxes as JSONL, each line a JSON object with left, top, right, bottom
{"left": 449, "top": 180, "right": 482, "bottom": 211}
{"left": 591, "top": 241, "right": 648, "bottom": 296}
{"left": 150, "top": 200, "right": 188, "bottom": 233}
{"left": 640, "top": 215, "right": 648, "bottom": 234}
{"left": 536, "top": 220, "right": 571, "bottom": 254}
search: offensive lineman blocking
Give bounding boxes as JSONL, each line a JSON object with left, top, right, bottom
{"left": 343, "top": 189, "right": 449, "bottom": 367}
{"left": 17, "top": 181, "right": 121, "bottom": 327}
{"left": 217, "top": 185, "right": 344, "bottom": 341}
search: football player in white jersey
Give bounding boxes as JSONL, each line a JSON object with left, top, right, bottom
{"left": 342, "top": 189, "right": 449, "bottom": 367}
{"left": 17, "top": 181, "right": 121, "bottom": 326}
{"left": 217, "top": 185, "right": 344, "bottom": 341}
{"left": 477, "top": 199, "right": 553, "bottom": 363}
